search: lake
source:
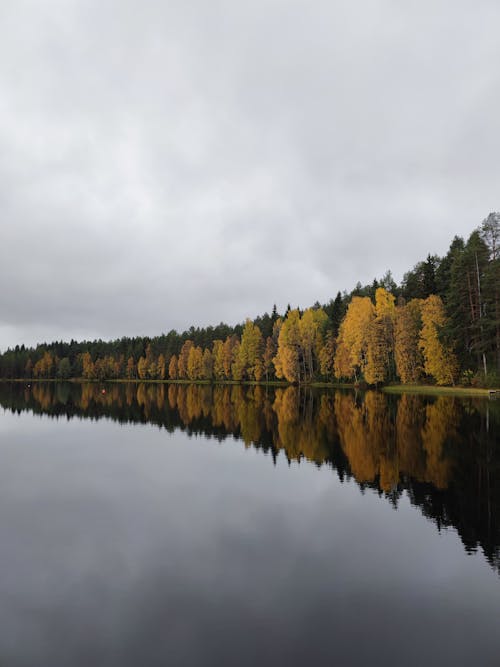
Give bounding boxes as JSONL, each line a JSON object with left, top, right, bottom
{"left": 0, "top": 382, "right": 499, "bottom": 666}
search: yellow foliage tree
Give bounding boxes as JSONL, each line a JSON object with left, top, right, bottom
{"left": 202, "top": 348, "right": 213, "bottom": 380}
{"left": 137, "top": 356, "right": 148, "bottom": 380}
{"left": 81, "top": 352, "right": 95, "bottom": 380}
{"left": 168, "top": 354, "right": 178, "bottom": 379}
{"left": 157, "top": 354, "right": 166, "bottom": 380}
{"left": 333, "top": 297, "right": 375, "bottom": 381}
{"left": 212, "top": 340, "right": 224, "bottom": 380}
{"left": 395, "top": 299, "right": 424, "bottom": 383}
{"left": 178, "top": 341, "right": 193, "bottom": 379}
{"left": 187, "top": 346, "right": 203, "bottom": 380}
{"left": 234, "top": 319, "right": 264, "bottom": 381}
{"left": 222, "top": 336, "right": 238, "bottom": 379}
{"left": 273, "top": 310, "right": 301, "bottom": 382}
{"left": 419, "top": 295, "right": 459, "bottom": 385}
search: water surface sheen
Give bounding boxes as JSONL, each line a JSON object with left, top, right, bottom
{"left": 0, "top": 382, "right": 499, "bottom": 666}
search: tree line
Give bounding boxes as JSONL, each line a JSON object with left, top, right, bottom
{"left": 0, "top": 213, "right": 498, "bottom": 386}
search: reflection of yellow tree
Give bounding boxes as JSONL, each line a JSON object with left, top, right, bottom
{"left": 200, "top": 385, "right": 213, "bottom": 418}
{"left": 395, "top": 394, "right": 426, "bottom": 482}
{"left": 186, "top": 384, "right": 203, "bottom": 421}
{"left": 136, "top": 384, "right": 150, "bottom": 418}
{"left": 273, "top": 387, "right": 300, "bottom": 459}
{"left": 211, "top": 386, "right": 238, "bottom": 432}
{"left": 80, "top": 382, "right": 94, "bottom": 410}
{"left": 236, "top": 386, "right": 263, "bottom": 447}
{"left": 366, "top": 391, "right": 397, "bottom": 492}
{"left": 335, "top": 392, "right": 378, "bottom": 484}
{"left": 168, "top": 384, "right": 178, "bottom": 409}
{"left": 25, "top": 381, "right": 460, "bottom": 499}
{"left": 273, "top": 388, "right": 331, "bottom": 464}
{"left": 335, "top": 390, "right": 457, "bottom": 493}
{"left": 334, "top": 391, "right": 398, "bottom": 491}
{"left": 32, "top": 383, "right": 54, "bottom": 410}
{"left": 421, "top": 397, "right": 457, "bottom": 489}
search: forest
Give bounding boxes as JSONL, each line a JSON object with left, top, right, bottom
{"left": 1, "top": 213, "right": 499, "bottom": 387}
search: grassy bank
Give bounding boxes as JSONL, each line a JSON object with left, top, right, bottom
{"left": 382, "top": 384, "right": 496, "bottom": 397}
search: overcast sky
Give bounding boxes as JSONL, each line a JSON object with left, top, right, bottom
{"left": 1, "top": 0, "right": 499, "bottom": 350}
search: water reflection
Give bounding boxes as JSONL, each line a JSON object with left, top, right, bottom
{"left": 1, "top": 382, "right": 499, "bottom": 573}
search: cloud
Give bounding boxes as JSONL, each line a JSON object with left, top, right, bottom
{"left": 1, "top": 0, "right": 499, "bottom": 349}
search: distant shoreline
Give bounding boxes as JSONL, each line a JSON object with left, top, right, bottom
{"left": 1, "top": 377, "right": 496, "bottom": 397}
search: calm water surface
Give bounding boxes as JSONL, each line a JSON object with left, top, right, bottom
{"left": 0, "top": 382, "right": 499, "bottom": 666}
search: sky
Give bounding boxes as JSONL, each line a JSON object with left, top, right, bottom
{"left": 1, "top": 0, "right": 499, "bottom": 351}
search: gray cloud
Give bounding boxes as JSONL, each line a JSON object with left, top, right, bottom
{"left": 1, "top": 0, "right": 499, "bottom": 349}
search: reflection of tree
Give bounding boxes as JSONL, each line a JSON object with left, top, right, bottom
{"left": 335, "top": 392, "right": 379, "bottom": 485}
{"left": 1, "top": 382, "right": 499, "bottom": 574}
{"left": 396, "top": 394, "right": 427, "bottom": 483}
{"left": 273, "top": 387, "right": 334, "bottom": 464}
{"left": 421, "top": 397, "right": 458, "bottom": 489}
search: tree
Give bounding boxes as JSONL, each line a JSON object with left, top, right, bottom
{"left": 178, "top": 341, "right": 193, "bottom": 379}
{"left": 298, "top": 308, "right": 328, "bottom": 382}
{"left": 222, "top": 336, "right": 238, "bottom": 379}
{"left": 137, "top": 356, "right": 148, "bottom": 380}
{"left": 187, "top": 346, "right": 203, "bottom": 380}
{"left": 447, "top": 230, "right": 490, "bottom": 375}
{"left": 212, "top": 340, "right": 225, "bottom": 380}
{"left": 262, "top": 337, "right": 276, "bottom": 382}
{"left": 419, "top": 295, "right": 458, "bottom": 385}
{"left": 333, "top": 297, "right": 374, "bottom": 381}
{"left": 168, "top": 354, "right": 178, "bottom": 379}
{"left": 57, "top": 357, "right": 71, "bottom": 379}
{"left": 481, "top": 212, "right": 500, "bottom": 372}
{"left": 394, "top": 299, "right": 424, "bottom": 383}
{"left": 202, "top": 348, "right": 213, "bottom": 380}
{"left": 364, "top": 288, "right": 396, "bottom": 384}
{"left": 157, "top": 354, "right": 166, "bottom": 380}
{"left": 81, "top": 352, "right": 95, "bottom": 380}
{"left": 273, "top": 308, "right": 327, "bottom": 383}
{"left": 319, "top": 331, "right": 336, "bottom": 379}
{"left": 273, "top": 310, "right": 301, "bottom": 383}
{"left": 234, "top": 319, "right": 264, "bottom": 381}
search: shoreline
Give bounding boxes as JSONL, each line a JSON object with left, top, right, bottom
{"left": 0, "top": 377, "right": 497, "bottom": 396}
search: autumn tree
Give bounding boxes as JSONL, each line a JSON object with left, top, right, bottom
{"left": 298, "top": 307, "right": 328, "bottom": 382}
{"left": 333, "top": 297, "right": 374, "bottom": 381}
{"left": 187, "top": 345, "right": 203, "bottom": 380}
{"left": 364, "top": 288, "right": 396, "bottom": 385}
{"left": 202, "top": 348, "right": 213, "bottom": 380}
{"left": 318, "top": 331, "right": 336, "bottom": 379}
{"left": 222, "top": 336, "right": 238, "bottom": 380}
{"left": 394, "top": 299, "right": 423, "bottom": 383}
{"left": 157, "top": 354, "right": 166, "bottom": 380}
{"left": 168, "top": 354, "right": 178, "bottom": 380}
{"left": 419, "top": 295, "right": 458, "bottom": 385}
{"left": 178, "top": 341, "right": 193, "bottom": 379}
{"left": 126, "top": 356, "right": 136, "bottom": 379}
{"left": 81, "top": 352, "right": 95, "bottom": 380}
{"left": 273, "top": 309, "right": 301, "bottom": 382}
{"left": 212, "top": 340, "right": 225, "bottom": 380}
{"left": 262, "top": 337, "right": 276, "bottom": 382}
{"left": 234, "top": 319, "right": 263, "bottom": 381}
{"left": 137, "top": 356, "right": 148, "bottom": 380}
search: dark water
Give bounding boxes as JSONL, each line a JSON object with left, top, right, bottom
{"left": 0, "top": 382, "right": 499, "bottom": 666}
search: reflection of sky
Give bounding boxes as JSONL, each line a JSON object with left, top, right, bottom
{"left": 0, "top": 411, "right": 499, "bottom": 666}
